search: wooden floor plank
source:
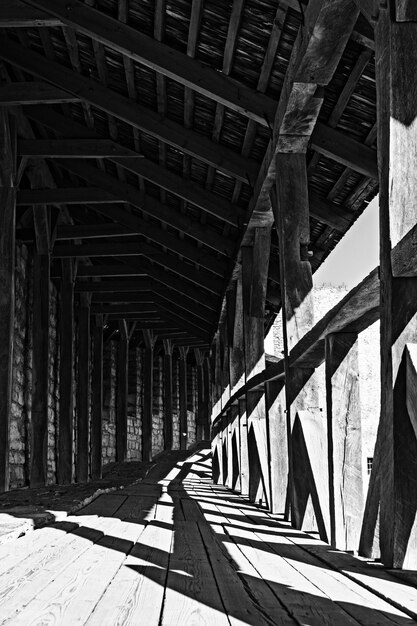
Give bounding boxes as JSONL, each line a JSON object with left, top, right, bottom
{"left": 2, "top": 448, "right": 417, "bottom": 626}
{"left": 0, "top": 524, "right": 105, "bottom": 622}
{"left": 86, "top": 519, "right": 173, "bottom": 626}
{"left": 244, "top": 517, "right": 412, "bottom": 625}
{"left": 115, "top": 495, "right": 158, "bottom": 522}
{"left": 198, "top": 520, "right": 294, "bottom": 626}
{"left": 6, "top": 518, "right": 141, "bottom": 625}
{"left": 161, "top": 520, "right": 230, "bottom": 626}
{"left": 74, "top": 494, "right": 127, "bottom": 516}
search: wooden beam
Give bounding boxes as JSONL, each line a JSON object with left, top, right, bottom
{"left": 57, "top": 259, "right": 74, "bottom": 484}
{"left": 273, "top": 154, "right": 316, "bottom": 523}
{"left": 352, "top": 0, "right": 376, "bottom": 23}
{"left": 310, "top": 122, "right": 378, "bottom": 179}
{"left": 0, "top": 82, "right": 78, "bottom": 104}
{"left": 76, "top": 293, "right": 91, "bottom": 483}
{"left": 0, "top": 1, "right": 61, "bottom": 26}
{"left": 52, "top": 242, "right": 156, "bottom": 258}
{"left": 241, "top": 0, "right": 360, "bottom": 258}
{"left": 116, "top": 319, "right": 129, "bottom": 462}
{"left": 375, "top": 6, "right": 417, "bottom": 568}
{"left": 0, "top": 110, "right": 16, "bottom": 493}
{"left": 91, "top": 315, "right": 103, "bottom": 479}
{"left": 17, "top": 187, "right": 117, "bottom": 205}
{"left": 20, "top": 0, "right": 277, "bottom": 127}
{"left": 57, "top": 158, "right": 241, "bottom": 229}
{"left": 142, "top": 329, "right": 156, "bottom": 462}
{"left": 18, "top": 138, "right": 144, "bottom": 158}
{"left": 19, "top": 105, "right": 238, "bottom": 255}
{"left": 28, "top": 162, "right": 50, "bottom": 488}
{"left": 1, "top": 39, "right": 255, "bottom": 182}
{"left": 91, "top": 305, "right": 158, "bottom": 315}
{"left": 163, "top": 339, "right": 173, "bottom": 450}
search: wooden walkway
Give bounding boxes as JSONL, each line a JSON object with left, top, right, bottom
{"left": 0, "top": 449, "right": 416, "bottom": 625}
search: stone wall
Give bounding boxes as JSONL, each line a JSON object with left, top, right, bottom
{"left": 152, "top": 352, "right": 165, "bottom": 456}
{"left": 102, "top": 340, "right": 117, "bottom": 465}
{"left": 9, "top": 243, "right": 61, "bottom": 489}
{"left": 10, "top": 244, "right": 32, "bottom": 488}
{"left": 172, "top": 358, "right": 180, "bottom": 450}
{"left": 127, "top": 344, "right": 142, "bottom": 461}
{"left": 187, "top": 364, "right": 197, "bottom": 447}
{"left": 47, "top": 285, "right": 59, "bottom": 484}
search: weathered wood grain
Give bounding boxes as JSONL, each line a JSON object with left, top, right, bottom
{"left": 325, "top": 333, "right": 363, "bottom": 551}
{"left": 58, "top": 259, "right": 74, "bottom": 485}
{"left": 0, "top": 111, "right": 15, "bottom": 493}
{"left": 76, "top": 294, "right": 91, "bottom": 483}
{"left": 91, "top": 315, "right": 103, "bottom": 480}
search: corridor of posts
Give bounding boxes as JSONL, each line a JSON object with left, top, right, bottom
{"left": 1, "top": 0, "right": 417, "bottom": 622}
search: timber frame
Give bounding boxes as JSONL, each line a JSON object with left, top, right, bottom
{"left": 2, "top": 0, "right": 417, "bottom": 571}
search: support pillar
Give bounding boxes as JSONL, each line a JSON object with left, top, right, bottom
{"left": 194, "top": 348, "right": 206, "bottom": 442}
{"left": 58, "top": 259, "right": 74, "bottom": 484}
{"left": 29, "top": 162, "right": 50, "bottom": 488}
{"left": 372, "top": 2, "right": 417, "bottom": 567}
{"left": 76, "top": 293, "right": 91, "bottom": 483}
{"left": 91, "top": 314, "right": 103, "bottom": 479}
{"left": 143, "top": 330, "right": 156, "bottom": 462}
{"left": 242, "top": 227, "right": 271, "bottom": 506}
{"left": 273, "top": 154, "right": 318, "bottom": 526}
{"left": 0, "top": 111, "right": 16, "bottom": 493}
{"left": 325, "top": 332, "right": 363, "bottom": 551}
{"left": 163, "top": 339, "right": 173, "bottom": 450}
{"left": 179, "top": 346, "right": 189, "bottom": 450}
{"left": 116, "top": 319, "right": 129, "bottom": 462}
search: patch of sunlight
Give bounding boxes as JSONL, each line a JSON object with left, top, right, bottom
{"left": 169, "top": 569, "right": 193, "bottom": 577}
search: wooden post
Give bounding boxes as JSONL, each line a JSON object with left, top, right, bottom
{"left": 273, "top": 154, "right": 317, "bottom": 524}
{"left": 374, "top": 3, "right": 417, "bottom": 568}
{"left": 239, "top": 397, "right": 249, "bottom": 496}
{"left": 241, "top": 227, "right": 271, "bottom": 505}
{"left": 163, "top": 339, "right": 173, "bottom": 450}
{"left": 142, "top": 329, "right": 156, "bottom": 462}
{"left": 0, "top": 110, "right": 16, "bottom": 493}
{"left": 58, "top": 259, "right": 74, "bottom": 484}
{"left": 179, "top": 346, "right": 189, "bottom": 450}
{"left": 116, "top": 319, "right": 129, "bottom": 462}
{"left": 203, "top": 356, "right": 211, "bottom": 440}
{"left": 325, "top": 332, "right": 363, "bottom": 551}
{"left": 28, "top": 162, "right": 50, "bottom": 488}
{"left": 91, "top": 314, "right": 103, "bottom": 479}
{"left": 76, "top": 293, "right": 91, "bottom": 483}
{"left": 194, "top": 348, "right": 206, "bottom": 442}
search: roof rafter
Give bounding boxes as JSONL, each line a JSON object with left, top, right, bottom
{"left": 0, "top": 38, "right": 257, "bottom": 183}
{"left": 19, "top": 0, "right": 277, "bottom": 126}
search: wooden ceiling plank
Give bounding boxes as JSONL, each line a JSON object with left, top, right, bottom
{"left": 184, "top": 0, "right": 204, "bottom": 128}
{"left": 154, "top": 303, "right": 210, "bottom": 339}
{"left": 92, "top": 204, "right": 230, "bottom": 271}
{"left": 119, "top": 254, "right": 223, "bottom": 297}
{"left": 19, "top": 105, "right": 243, "bottom": 233}
{"left": 54, "top": 213, "right": 229, "bottom": 275}
{"left": 0, "top": 38, "right": 256, "bottom": 183}
{"left": 72, "top": 272, "right": 217, "bottom": 313}
{"left": 19, "top": 0, "right": 277, "bottom": 126}
{"left": 53, "top": 159, "right": 234, "bottom": 253}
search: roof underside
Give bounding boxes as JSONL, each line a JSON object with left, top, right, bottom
{"left": 0, "top": 0, "right": 378, "bottom": 354}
